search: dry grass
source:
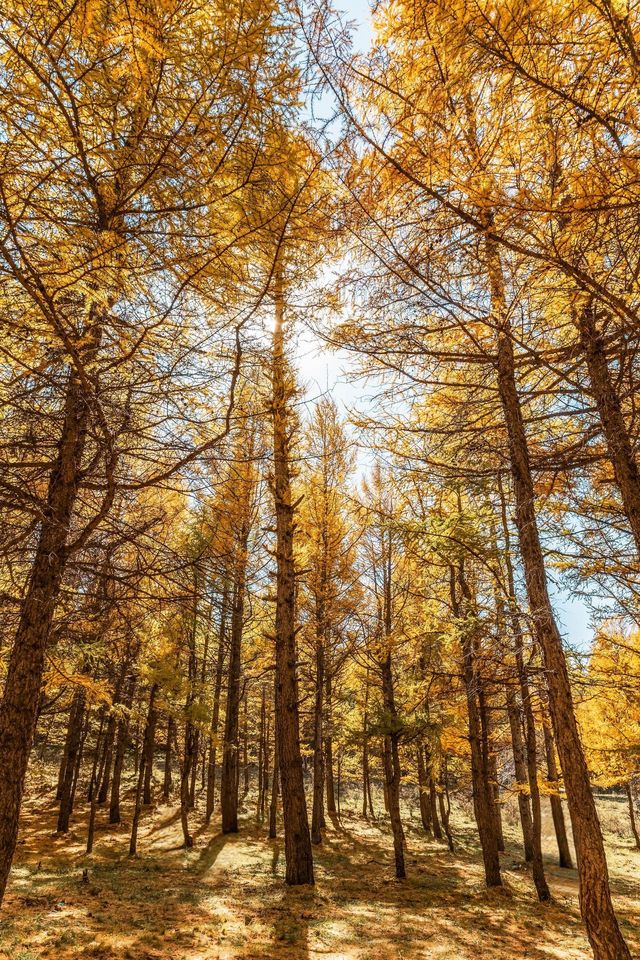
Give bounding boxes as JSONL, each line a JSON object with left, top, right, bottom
{"left": 1, "top": 784, "right": 638, "bottom": 960}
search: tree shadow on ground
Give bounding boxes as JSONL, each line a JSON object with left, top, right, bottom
{"left": 2, "top": 794, "right": 638, "bottom": 960}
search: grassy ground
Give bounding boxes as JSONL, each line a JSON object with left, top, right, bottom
{"left": 1, "top": 784, "right": 638, "bottom": 960}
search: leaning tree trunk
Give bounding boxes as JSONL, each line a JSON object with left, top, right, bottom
{"left": 270, "top": 260, "right": 314, "bottom": 885}
{"left": 487, "top": 233, "right": 630, "bottom": 958}
{"left": 497, "top": 480, "right": 549, "bottom": 898}
{"left": 577, "top": 301, "right": 640, "bottom": 555}
{"left": 0, "top": 370, "right": 90, "bottom": 903}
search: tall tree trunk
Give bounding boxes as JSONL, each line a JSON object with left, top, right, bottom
{"left": 87, "top": 712, "right": 106, "bottom": 802}
{"left": 505, "top": 680, "right": 534, "bottom": 861}
{"left": 180, "top": 721, "right": 197, "bottom": 848}
{"left": 325, "top": 671, "right": 336, "bottom": 815}
{"left": 142, "top": 692, "right": 157, "bottom": 806}
{"left": 206, "top": 587, "right": 228, "bottom": 821}
{"left": 188, "top": 729, "right": 200, "bottom": 809}
{"left": 478, "top": 680, "right": 504, "bottom": 853}
{"left": 269, "top": 707, "right": 279, "bottom": 840}
{"left": 497, "top": 477, "right": 549, "bottom": 898}
{"left": 577, "top": 301, "right": 640, "bottom": 555}
{"left": 71, "top": 710, "right": 90, "bottom": 814}
{"left": 428, "top": 776, "right": 442, "bottom": 841}
{"left": 380, "top": 651, "right": 406, "bottom": 879}
{"left": 271, "top": 261, "right": 314, "bottom": 885}
{"left": 362, "top": 669, "right": 374, "bottom": 819}
{"left": 542, "top": 718, "right": 574, "bottom": 868}
{"left": 110, "top": 678, "right": 135, "bottom": 825}
{"left": 452, "top": 564, "right": 502, "bottom": 888}
{"left": 97, "top": 716, "right": 116, "bottom": 806}
{"left": 221, "top": 546, "right": 249, "bottom": 833}
{"left": 382, "top": 732, "right": 406, "bottom": 878}
{"left": 438, "top": 761, "right": 455, "bottom": 852}
{"left": 57, "top": 687, "right": 86, "bottom": 833}
{"left": 625, "top": 782, "right": 640, "bottom": 849}
{"left": 0, "top": 370, "right": 90, "bottom": 902}
{"left": 129, "top": 684, "right": 158, "bottom": 856}
{"left": 163, "top": 716, "right": 175, "bottom": 801}
{"left": 57, "top": 683, "right": 86, "bottom": 803}
{"left": 262, "top": 703, "right": 270, "bottom": 820}
{"left": 311, "top": 623, "right": 325, "bottom": 844}
{"left": 242, "top": 694, "right": 250, "bottom": 798}
{"left": 257, "top": 684, "right": 266, "bottom": 819}
{"left": 416, "top": 746, "right": 432, "bottom": 833}
{"left": 87, "top": 721, "right": 112, "bottom": 855}
{"left": 488, "top": 234, "right": 629, "bottom": 957}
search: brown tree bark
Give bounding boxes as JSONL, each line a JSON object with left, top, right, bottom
{"left": 188, "top": 729, "right": 200, "bottom": 809}
{"left": 0, "top": 369, "right": 91, "bottom": 902}
{"left": 206, "top": 586, "right": 228, "bottom": 820}
{"left": 270, "top": 261, "right": 314, "bottom": 885}
{"left": 625, "top": 782, "right": 640, "bottom": 850}
{"left": 257, "top": 684, "right": 266, "bottom": 820}
{"left": 142, "top": 691, "right": 157, "bottom": 806}
{"left": 478, "top": 680, "right": 504, "bottom": 853}
{"left": 57, "top": 683, "right": 86, "bottom": 804}
{"left": 451, "top": 563, "right": 502, "bottom": 888}
{"left": 221, "top": 534, "right": 250, "bottom": 833}
{"left": 542, "top": 718, "right": 574, "bottom": 868}
{"left": 416, "top": 746, "right": 432, "bottom": 833}
{"left": 428, "top": 775, "right": 443, "bottom": 841}
{"left": 242, "top": 694, "right": 250, "bottom": 798}
{"left": 325, "top": 671, "right": 336, "bottom": 815}
{"left": 87, "top": 720, "right": 112, "bottom": 854}
{"left": 488, "top": 235, "right": 629, "bottom": 957}
{"left": 57, "top": 686, "right": 87, "bottom": 833}
{"left": 497, "top": 478, "right": 550, "bottom": 898}
{"left": 110, "top": 678, "right": 136, "bottom": 825}
{"left": 380, "top": 647, "right": 406, "bottom": 879}
{"left": 438, "top": 762, "right": 455, "bottom": 852}
{"left": 129, "top": 683, "right": 158, "bottom": 856}
{"left": 577, "top": 302, "right": 640, "bottom": 555}
{"left": 269, "top": 715, "right": 280, "bottom": 840}
{"left": 311, "top": 615, "right": 325, "bottom": 844}
{"left": 505, "top": 680, "right": 534, "bottom": 860}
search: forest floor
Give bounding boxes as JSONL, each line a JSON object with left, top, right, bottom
{"left": 1, "top": 780, "right": 638, "bottom": 960}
